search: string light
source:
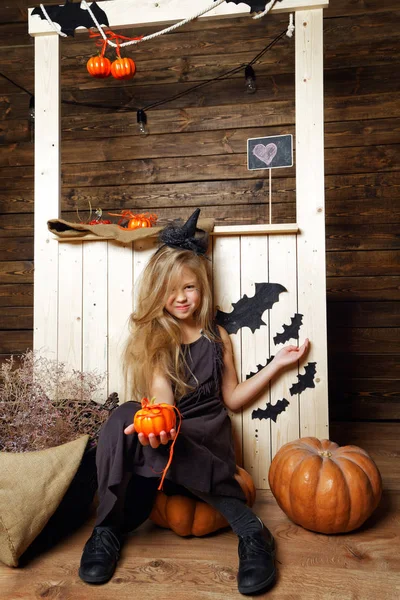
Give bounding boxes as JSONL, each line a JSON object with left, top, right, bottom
{"left": 244, "top": 64, "right": 257, "bottom": 94}
{"left": 0, "top": 25, "right": 290, "bottom": 138}
{"left": 137, "top": 109, "right": 149, "bottom": 136}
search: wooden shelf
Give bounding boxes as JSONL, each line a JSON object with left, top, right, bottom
{"left": 54, "top": 223, "right": 300, "bottom": 242}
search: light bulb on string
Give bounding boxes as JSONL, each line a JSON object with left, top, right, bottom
{"left": 137, "top": 109, "right": 149, "bottom": 135}
{"left": 244, "top": 65, "right": 257, "bottom": 94}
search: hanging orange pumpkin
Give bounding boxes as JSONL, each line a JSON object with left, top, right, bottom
{"left": 86, "top": 55, "right": 111, "bottom": 78}
{"left": 134, "top": 397, "right": 176, "bottom": 437}
{"left": 111, "top": 57, "right": 136, "bottom": 80}
{"left": 268, "top": 437, "right": 382, "bottom": 534}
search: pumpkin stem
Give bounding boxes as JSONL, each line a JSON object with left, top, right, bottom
{"left": 319, "top": 450, "right": 333, "bottom": 458}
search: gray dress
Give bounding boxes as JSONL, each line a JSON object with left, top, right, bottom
{"left": 95, "top": 332, "right": 245, "bottom": 526}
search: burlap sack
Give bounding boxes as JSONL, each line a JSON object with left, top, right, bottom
{"left": 0, "top": 435, "right": 89, "bottom": 567}
{"left": 47, "top": 218, "right": 215, "bottom": 243}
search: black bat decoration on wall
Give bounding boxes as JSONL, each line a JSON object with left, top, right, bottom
{"left": 216, "top": 282, "right": 286, "bottom": 335}
{"left": 216, "top": 0, "right": 283, "bottom": 13}
{"left": 246, "top": 356, "right": 275, "bottom": 380}
{"left": 32, "top": 1, "right": 109, "bottom": 37}
{"left": 273, "top": 313, "right": 303, "bottom": 345}
{"left": 289, "top": 362, "right": 317, "bottom": 396}
{"left": 252, "top": 398, "right": 290, "bottom": 422}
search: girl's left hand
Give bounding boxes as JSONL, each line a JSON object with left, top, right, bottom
{"left": 273, "top": 338, "right": 310, "bottom": 369}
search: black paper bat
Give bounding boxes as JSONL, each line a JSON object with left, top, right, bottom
{"left": 216, "top": 0, "right": 283, "bottom": 13}
{"left": 246, "top": 355, "right": 275, "bottom": 380}
{"left": 216, "top": 282, "right": 286, "bottom": 334}
{"left": 273, "top": 313, "right": 303, "bottom": 345}
{"left": 252, "top": 398, "right": 290, "bottom": 422}
{"left": 32, "top": 1, "right": 109, "bottom": 37}
{"left": 289, "top": 362, "right": 317, "bottom": 396}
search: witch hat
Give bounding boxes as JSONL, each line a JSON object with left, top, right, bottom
{"left": 159, "top": 208, "right": 209, "bottom": 255}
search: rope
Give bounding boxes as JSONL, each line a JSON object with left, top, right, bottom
{"left": 81, "top": 0, "right": 227, "bottom": 48}
{"left": 286, "top": 13, "right": 295, "bottom": 37}
{"left": 39, "top": 4, "right": 68, "bottom": 37}
{"left": 252, "top": 0, "right": 278, "bottom": 19}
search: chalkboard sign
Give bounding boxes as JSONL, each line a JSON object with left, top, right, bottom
{"left": 247, "top": 134, "right": 293, "bottom": 170}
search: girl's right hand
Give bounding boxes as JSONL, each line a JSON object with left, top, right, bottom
{"left": 123, "top": 424, "right": 177, "bottom": 448}
{"left": 138, "top": 429, "right": 177, "bottom": 448}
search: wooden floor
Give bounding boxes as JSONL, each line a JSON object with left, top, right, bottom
{"left": 1, "top": 422, "right": 399, "bottom": 600}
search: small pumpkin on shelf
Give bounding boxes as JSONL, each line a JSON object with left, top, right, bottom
{"left": 268, "top": 437, "right": 382, "bottom": 534}
{"left": 108, "top": 211, "right": 157, "bottom": 230}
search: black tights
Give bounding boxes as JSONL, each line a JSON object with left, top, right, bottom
{"left": 101, "top": 475, "right": 261, "bottom": 538}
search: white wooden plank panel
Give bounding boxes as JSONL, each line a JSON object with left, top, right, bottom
{"left": 82, "top": 241, "right": 108, "bottom": 402}
{"left": 57, "top": 243, "right": 83, "bottom": 371}
{"left": 241, "top": 235, "right": 271, "bottom": 489}
{"left": 295, "top": 9, "right": 329, "bottom": 439}
{"left": 268, "top": 235, "right": 299, "bottom": 460}
{"left": 108, "top": 241, "right": 133, "bottom": 403}
{"left": 132, "top": 238, "right": 158, "bottom": 312}
{"left": 212, "top": 236, "right": 243, "bottom": 465}
{"left": 33, "top": 35, "right": 60, "bottom": 360}
{"left": 29, "top": 1, "right": 330, "bottom": 35}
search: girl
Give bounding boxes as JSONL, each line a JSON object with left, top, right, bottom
{"left": 79, "top": 210, "right": 309, "bottom": 595}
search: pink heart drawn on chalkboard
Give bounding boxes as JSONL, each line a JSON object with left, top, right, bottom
{"left": 252, "top": 143, "right": 278, "bottom": 166}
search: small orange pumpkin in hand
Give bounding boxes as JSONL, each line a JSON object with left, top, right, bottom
{"left": 134, "top": 397, "right": 176, "bottom": 437}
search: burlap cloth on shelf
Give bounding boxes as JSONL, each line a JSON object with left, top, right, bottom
{"left": 47, "top": 218, "right": 215, "bottom": 243}
{"left": 0, "top": 435, "right": 89, "bottom": 567}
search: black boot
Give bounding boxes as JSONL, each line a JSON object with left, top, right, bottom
{"left": 79, "top": 526, "right": 122, "bottom": 584}
{"left": 237, "top": 520, "right": 276, "bottom": 595}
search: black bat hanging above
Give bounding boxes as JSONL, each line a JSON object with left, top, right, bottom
{"left": 216, "top": 282, "right": 286, "bottom": 335}
{"left": 289, "top": 362, "right": 317, "bottom": 396}
{"left": 215, "top": 0, "right": 283, "bottom": 13}
{"left": 273, "top": 313, "right": 304, "bottom": 346}
{"left": 252, "top": 398, "right": 290, "bottom": 422}
{"left": 246, "top": 355, "right": 275, "bottom": 380}
{"left": 32, "top": 1, "right": 109, "bottom": 37}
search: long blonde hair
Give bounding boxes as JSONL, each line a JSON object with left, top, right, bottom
{"left": 124, "top": 246, "right": 217, "bottom": 401}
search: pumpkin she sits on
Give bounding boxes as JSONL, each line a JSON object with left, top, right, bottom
{"left": 150, "top": 466, "right": 256, "bottom": 537}
{"left": 268, "top": 437, "right": 382, "bottom": 534}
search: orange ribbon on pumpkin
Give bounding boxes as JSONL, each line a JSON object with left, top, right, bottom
{"left": 157, "top": 404, "right": 182, "bottom": 491}
{"left": 89, "top": 30, "right": 144, "bottom": 58}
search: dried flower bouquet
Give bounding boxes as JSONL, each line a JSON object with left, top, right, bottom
{"left": 0, "top": 350, "right": 118, "bottom": 452}
{"left": 0, "top": 350, "right": 118, "bottom": 567}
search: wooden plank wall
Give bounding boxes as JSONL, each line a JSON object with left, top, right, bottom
{"left": 0, "top": 0, "right": 399, "bottom": 428}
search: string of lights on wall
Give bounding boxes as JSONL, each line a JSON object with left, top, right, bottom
{"left": 1, "top": 12, "right": 293, "bottom": 139}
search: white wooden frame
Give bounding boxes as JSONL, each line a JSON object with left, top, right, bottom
{"left": 29, "top": 0, "right": 329, "bottom": 487}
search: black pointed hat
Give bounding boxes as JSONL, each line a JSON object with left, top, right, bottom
{"left": 159, "top": 208, "right": 209, "bottom": 255}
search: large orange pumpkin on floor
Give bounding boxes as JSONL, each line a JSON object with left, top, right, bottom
{"left": 150, "top": 466, "right": 256, "bottom": 536}
{"left": 268, "top": 437, "right": 382, "bottom": 534}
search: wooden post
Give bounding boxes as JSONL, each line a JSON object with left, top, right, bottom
{"left": 295, "top": 9, "right": 329, "bottom": 438}
{"left": 33, "top": 34, "right": 60, "bottom": 360}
